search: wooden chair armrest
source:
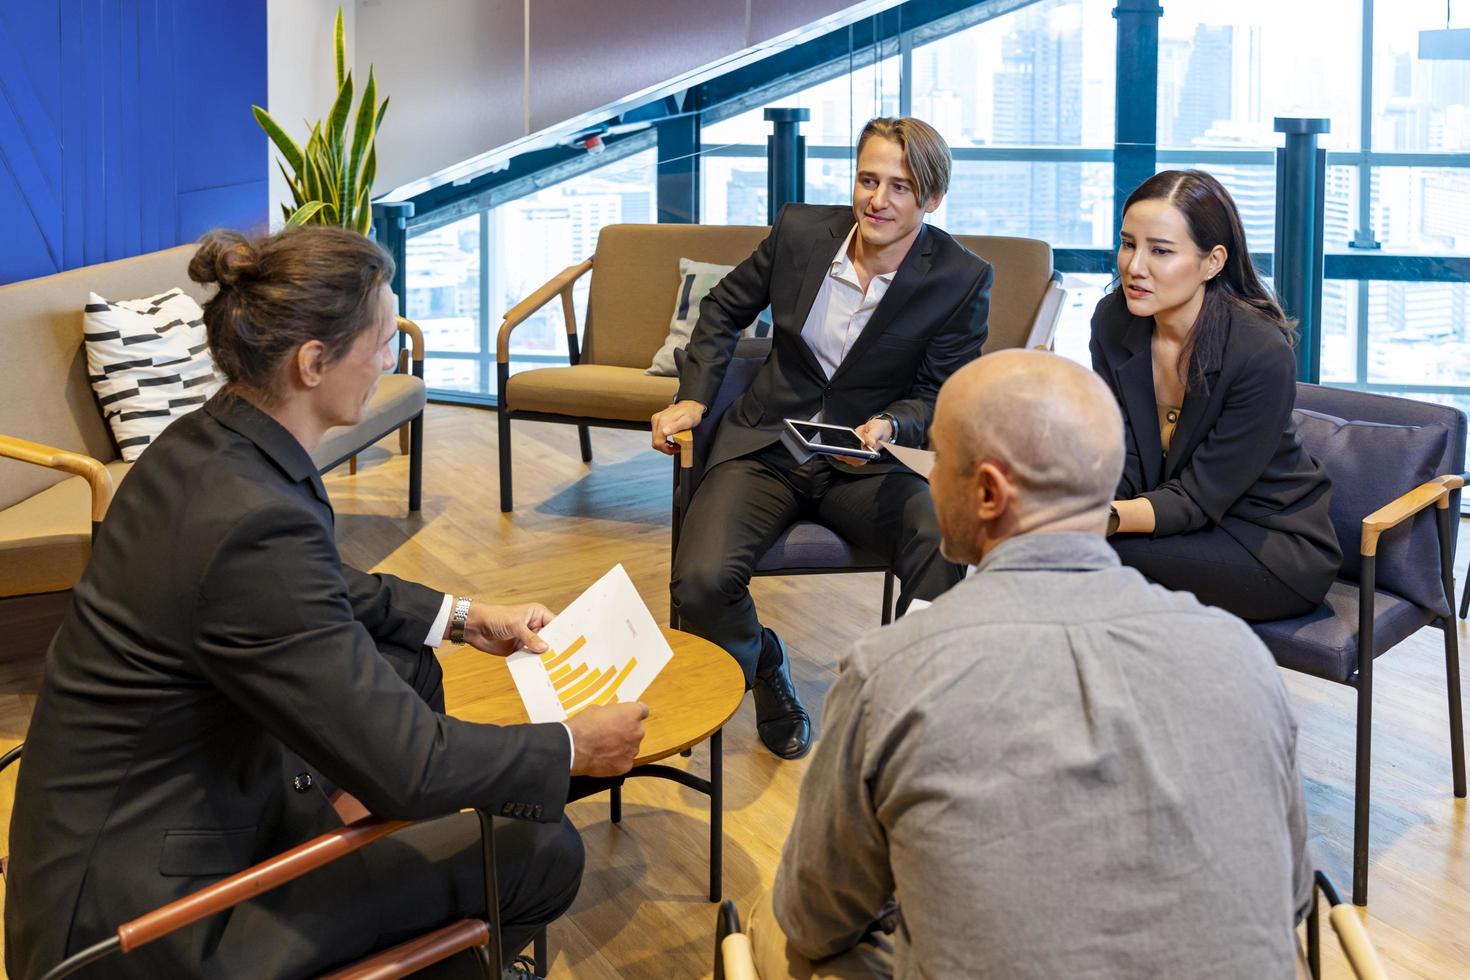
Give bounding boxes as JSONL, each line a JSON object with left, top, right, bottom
{"left": 318, "top": 918, "right": 490, "bottom": 980}
{"left": 1327, "top": 905, "right": 1388, "bottom": 980}
{"left": 0, "top": 435, "right": 114, "bottom": 523}
{"left": 1360, "top": 473, "right": 1464, "bottom": 557}
{"left": 496, "top": 258, "right": 593, "bottom": 364}
{"left": 115, "top": 817, "right": 411, "bottom": 953}
{"left": 396, "top": 316, "right": 425, "bottom": 362}
{"left": 719, "top": 933, "right": 759, "bottom": 980}
{"left": 672, "top": 430, "right": 694, "bottom": 470}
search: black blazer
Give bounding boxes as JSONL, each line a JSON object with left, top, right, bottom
{"left": 4, "top": 391, "right": 571, "bottom": 979}
{"left": 1090, "top": 290, "right": 1342, "bottom": 602}
{"left": 676, "top": 203, "right": 993, "bottom": 473}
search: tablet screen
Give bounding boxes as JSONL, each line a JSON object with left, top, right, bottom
{"left": 790, "top": 422, "right": 867, "bottom": 451}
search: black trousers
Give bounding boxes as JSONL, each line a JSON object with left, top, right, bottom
{"left": 1110, "top": 526, "right": 1319, "bottom": 622}
{"left": 226, "top": 642, "right": 585, "bottom": 979}
{"left": 671, "top": 444, "right": 966, "bottom": 684}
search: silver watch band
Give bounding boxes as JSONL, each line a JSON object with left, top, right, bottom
{"left": 448, "top": 596, "right": 473, "bottom": 644}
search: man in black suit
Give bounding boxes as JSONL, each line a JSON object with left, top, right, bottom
{"left": 652, "top": 117, "right": 993, "bottom": 759}
{"left": 6, "top": 227, "right": 647, "bottom": 979}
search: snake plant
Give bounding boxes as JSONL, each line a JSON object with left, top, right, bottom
{"left": 252, "top": 7, "right": 389, "bottom": 233}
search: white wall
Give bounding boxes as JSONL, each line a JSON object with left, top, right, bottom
{"left": 266, "top": 0, "right": 357, "bottom": 227}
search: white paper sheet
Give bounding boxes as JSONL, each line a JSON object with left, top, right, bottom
{"left": 879, "top": 440, "right": 935, "bottom": 479}
{"left": 505, "top": 564, "right": 673, "bottom": 723}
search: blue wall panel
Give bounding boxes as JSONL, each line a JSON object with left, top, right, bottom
{"left": 0, "top": 0, "right": 267, "bottom": 285}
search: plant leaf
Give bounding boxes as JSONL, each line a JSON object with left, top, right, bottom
{"left": 327, "top": 71, "right": 353, "bottom": 160}
{"left": 277, "top": 159, "right": 306, "bottom": 207}
{"left": 334, "top": 6, "right": 346, "bottom": 91}
{"left": 374, "top": 95, "right": 389, "bottom": 133}
{"left": 286, "top": 201, "right": 328, "bottom": 227}
{"left": 346, "top": 68, "right": 378, "bottom": 212}
{"left": 354, "top": 184, "right": 373, "bottom": 235}
{"left": 252, "top": 106, "right": 303, "bottom": 175}
{"left": 361, "top": 143, "right": 377, "bottom": 199}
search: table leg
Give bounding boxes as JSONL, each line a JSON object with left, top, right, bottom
{"left": 611, "top": 781, "right": 622, "bottom": 824}
{"left": 710, "top": 728, "right": 723, "bottom": 903}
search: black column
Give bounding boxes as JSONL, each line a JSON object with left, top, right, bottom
{"left": 371, "top": 201, "right": 415, "bottom": 317}
{"left": 1273, "top": 116, "right": 1330, "bottom": 384}
{"left": 1112, "top": 0, "right": 1162, "bottom": 232}
{"left": 657, "top": 111, "right": 700, "bottom": 224}
{"left": 765, "top": 107, "right": 810, "bottom": 223}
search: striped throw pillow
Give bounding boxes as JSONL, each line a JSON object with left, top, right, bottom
{"left": 645, "top": 258, "right": 772, "bottom": 377}
{"left": 84, "top": 288, "right": 223, "bottom": 461}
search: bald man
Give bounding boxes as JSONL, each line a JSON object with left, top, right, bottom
{"left": 752, "top": 351, "right": 1312, "bottom": 979}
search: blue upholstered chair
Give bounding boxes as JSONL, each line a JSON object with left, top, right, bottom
{"left": 1252, "top": 383, "right": 1466, "bottom": 906}
{"left": 670, "top": 340, "right": 896, "bottom": 630}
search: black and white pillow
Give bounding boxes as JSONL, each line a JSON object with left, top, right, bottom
{"left": 645, "top": 258, "right": 773, "bottom": 377}
{"left": 84, "top": 289, "right": 223, "bottom": 461}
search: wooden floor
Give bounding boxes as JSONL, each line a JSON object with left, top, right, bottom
{"left": 2, "top": 403, "right": 1468, "bottom": 978}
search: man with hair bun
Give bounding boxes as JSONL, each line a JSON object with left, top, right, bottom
{"left": 754, "top": 350, "right": 1311, "bottom": 978}
{"left": 653, "top": 116, "right": 993, "bottom": 760}
{"left": 6, "top": 226, "right": 646, "bottom": 979}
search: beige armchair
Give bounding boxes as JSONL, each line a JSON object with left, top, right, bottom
{"left": 0, "top": 245, "right": 428, "bottom": 659}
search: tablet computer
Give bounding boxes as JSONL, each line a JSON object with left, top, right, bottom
{"left": 781, "top": 419, "right": 881, "bottom": 460}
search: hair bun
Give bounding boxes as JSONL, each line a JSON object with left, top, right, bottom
{"left": 188, "top": 230, "right": 258, "bottom": 287}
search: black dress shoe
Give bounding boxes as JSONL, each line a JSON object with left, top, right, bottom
{"left": 752, "top": 630, "right": 812, "bottom": 759}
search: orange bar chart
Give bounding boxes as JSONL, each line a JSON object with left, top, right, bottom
{"left": 544, "top": 635, "right": 639, "bottom": 717}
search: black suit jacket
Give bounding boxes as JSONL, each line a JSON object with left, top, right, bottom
{"left": 676, "top": 203, "right": 992, "bottom": 473}
{"left": 4, "top": 391, "right": 570, "bottom": 979}
{"left": 1090, "top": 290, "right": 1342, "bottom": 600}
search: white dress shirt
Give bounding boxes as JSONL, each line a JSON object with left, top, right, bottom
{"left": 426, "top": 594, "right": 575, "bottom": 767}
{"left": 800, "top": 225, "right": 898, "bottom": 408}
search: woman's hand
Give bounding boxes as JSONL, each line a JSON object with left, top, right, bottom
{"left": 1112, "top": 497, "right": 1157, "bottom": 535}
{"left": 463, "top": 602, "right": 555, "bottom": 656}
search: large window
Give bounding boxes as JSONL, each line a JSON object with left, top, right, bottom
{"left": 406, "top": 149, "right": 657, "bottom": 399}
{"left": 402, "top": 0, "right": 1469, "bottom": 415}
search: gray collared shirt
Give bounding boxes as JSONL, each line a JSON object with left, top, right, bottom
{"left": 774, "top": 532, "right": 1310, "bottom": 979}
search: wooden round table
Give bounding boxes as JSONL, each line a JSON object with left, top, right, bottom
{"left": 471, "top": 627, "right": 744, "bottom": 901}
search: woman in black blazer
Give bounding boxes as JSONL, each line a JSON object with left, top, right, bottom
{"left": 1090, "top": 170, "right": 1341, "bottom": 621}
{"left": 5, "top": 227, "right": 647, "bottom": 978}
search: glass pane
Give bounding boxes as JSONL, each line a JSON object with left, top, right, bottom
{"left": 488, "top": 148, "right": 658, "bottom": 391}
{"left": 702, "top": 155, "right": 767, "bottom": 226}
{"left": 911, "top": 0, "right": 1116, "bottom": 148}
{"left": 1318, "top": 279, "right": 1361, "bottom": 383}
{"left": 1156, "top": 0, "right": 1361, "bottom": 150}
{"left": 701, "top": 56, "right": 901, "bottom": 150}
{"left": 1052, "top": 272, "right": 1114, "bottom": 367}
{"left": 1365, "top": 279, "right": 1470, "bottom": 384}
{"left": 406, "top": 213, "right": 481, "bottom": 356}
{"left": 1369, "top": 167, "right": 1470, "bottom": 253}
{"left": 1324, "top": 165, "right": 1361, "bottom": 249}
{"left": 424, "top": 358, "right": 481, "bottom": 394}
{"left": 700, "top": 55, "right": 900, "bottom": 225}
{"left": 940, "top": 162, "right": 1113, "bottom": 247}
{"left": 1372, "top": 0, "right": 1470, "bottom": 153}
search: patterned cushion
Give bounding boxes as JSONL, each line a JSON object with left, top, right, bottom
{"left": 84, "top": 289, "right": 222, "bottom": 461}
{"left": 644, "top": 258, "right": 771, "bottom": 377}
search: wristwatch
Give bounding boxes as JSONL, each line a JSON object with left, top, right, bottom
{"left": 448, "top": 596, "right": 473, "bottom": 645}
{"left": 1106, "top": 505, "right": 1121, "bottom": 537}
{"left": 869, "top": 412, "right": 900, "bottom": 443}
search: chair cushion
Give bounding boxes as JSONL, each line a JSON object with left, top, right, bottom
{"left": 0, "top": 460, "right": 132, "bottom": 597}
{"left": 505, "top": 365, "right": 678, "bottom": 423}
{"left": 1293, "top": 408, "right": 1451, "bottom": 616}
{"left": 313, "top": 372, "right": 427, "bottom": 471}
{"left": 755, "top": 521, "right": 886, "bottom": 573}
{"left": 1252, "top": 579, "right": 1434, "bottom": 683}
{"left": 84, "top": 288, "right": 222, "bottom": 460}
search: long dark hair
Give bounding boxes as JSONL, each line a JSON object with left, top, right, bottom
{"left": 1120, "top": 170, "right": 1293, "bottom": 390}
{"left": 188, "top": 226, "right": 395, "bottom": 401}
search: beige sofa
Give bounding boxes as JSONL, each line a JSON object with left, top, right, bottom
{"left": 494, "top": 223, "right": 1063, "bottom": 511}
{"left": 0, "top": 244, "right": 427, "bottom": 655}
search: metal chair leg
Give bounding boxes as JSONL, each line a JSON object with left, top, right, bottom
{"left": 1352, "top": 560, "right": 1376, "bottom": 906}
{"left": 497, "top": 364, "right": 513, "bottom": 512}
{"left": 710, "top": 728, "right": 723, "bottom": 903}
{"left": 610, "top": 782, "right": 622, "bottom": 824}
{"left": 880, "top": 571, "right": 895, "bottom": 626}
{"left": 408, "top": 412, "right": 423, "bottom": 512}
{"left": 578, "top": 425, "right": 592, "bottom": 463}
{"left": 1439, "top": 507, "right": 1467, "bottom": 795}
{"left": 533, "top": 927, "right": 548, "bottom": 975}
